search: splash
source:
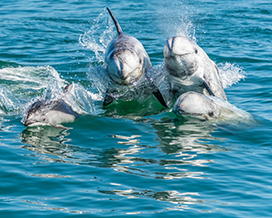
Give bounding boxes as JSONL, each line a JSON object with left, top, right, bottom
{"left": 0, "top": 65, "right": 96, "bottom": 120}
{"left": 0, "top": 66, "right": 66, "bottom": 117}
{"left": 217, "top": 62, "right": 246, "bottom": 89}
{"left": 158, "top": 2, "right": 196, "bottom": 42}
{"left": 23, "top": 80, "right": 96, "bottom": 119}
{"left": 86, "top": 66, "right": 110, "bottom": 101}
{"left": 79, "top": 8, "right": 116, "bottom": 63}
{"left": 64, "top": 83, "right": 95, "bottom": 115}
{"left": 0, "top": 85, "right": 21, "bottom": 115}
{"left": 174, "top": 17, "right": 196, "bottom": 42}
{"left": 0, "top": 65, "right": 66, "bottom": 100}
{"left": 79, "top": 8, "right": 117, "bottom": 103}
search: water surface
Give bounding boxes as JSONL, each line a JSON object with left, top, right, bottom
{"left": 0, "top": 0, "right": 272, "bottom": 217}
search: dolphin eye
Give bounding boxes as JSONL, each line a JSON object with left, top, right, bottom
{"left": 208, "top": 111, "right": 214, "bottom": 117}
{"left": 195, "top": 49, "right": 198, "bottom": 54}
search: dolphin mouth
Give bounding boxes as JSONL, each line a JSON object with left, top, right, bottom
{"left": 175, "top": 108, "right": 204, "bottom": 117}
{"left": 165, "top": 51, "right": 194, "bottom": 59}
{"left": 24, "top": 120, "right": 48, "bottom": 127}
{"left": 109, "top": 67, "right": 142, "bottom": 86}
{"left": 174, "top": 107, "right": 208, "bottom": 120}
{"left": 174, "top": 52, "right": 193, "bottom": 57}
{"left": 23, "top": 120, "right": 31, "bottom": 126}
{"left": 23, "top": 117, "right": 34, "bottom": 126}
{"left": 181, "top": 112, "right": 206, "bottom": 117}
{"left": 178, "top": 112, "right": 208, "bottom": 121}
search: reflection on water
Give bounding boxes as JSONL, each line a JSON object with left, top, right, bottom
{"left": 21, "top": 127, "right": 74, "bottom": 162}
{"left": 20, "top": 115, "right": 228, "bottom": 212}
{"left": 99, "top": 188, "right": 202, "bottom": 207}
{"left": 21, "top": 117, "right": 225, "bottom": 174}
{"left": 154, "top": 118, "right": 228, "bottom": 155}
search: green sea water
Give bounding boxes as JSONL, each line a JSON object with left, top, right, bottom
{"left": 1, "top": 0, "right": 272, "bottom": 217}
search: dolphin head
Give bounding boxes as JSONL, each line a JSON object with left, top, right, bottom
{"left": 164, "top": 36, "right": 200, "bottom": 78}
{"left": 24, "top": 84, "right": 79, "bottom": 127}
{"left": 106, "top": 48, "right": 144, "bottom": 85}
{"left": 23, "top": 100, "right": 52, "bottom": 126}
{"left": 24, "top": 99, "right": 79, "bottom": 127}
{"left": 173, "top": 92, "right": 220, "bottom": 120}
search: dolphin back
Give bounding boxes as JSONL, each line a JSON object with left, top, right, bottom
{"left": 107, "top": 7, "right": 122, "bottom": 35}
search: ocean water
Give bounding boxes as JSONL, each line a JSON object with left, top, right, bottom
{"left": 0, "top": 0, "right": 272, "bottom": 217}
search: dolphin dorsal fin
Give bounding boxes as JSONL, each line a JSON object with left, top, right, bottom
{"left": 64, "top": 84, "right": 73, "bottom": 93}
{"left": 106, "top": 7, "right": 123, "bottom": 35}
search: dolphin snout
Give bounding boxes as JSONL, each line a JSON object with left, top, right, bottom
{"left": 23, "top": 119, "right": 36, "bottom": 127}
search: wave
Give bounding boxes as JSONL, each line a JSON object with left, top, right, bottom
{"left": 0, "top": 65, "right": 66, "bottom": 100}
{"left": 0, "top": 66, "right": 96, "bottom": 119}
{"left": 217, "top": 62, "right": 246, "bottom": 89}
{"left": 0, "top": 85, "right": 21, "bottom": 115}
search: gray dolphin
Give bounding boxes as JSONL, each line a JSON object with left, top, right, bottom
{"left": 23, "top": 84, "right": 79, "bottom": 128}
{"left": 164, "top": 36, "right": 227, "bottom": 101}
{"left": 103, "top": 7, "right": 167, "bottom": 107}
{"left": 173, "top": 91, "right": 253, "bottom": 123}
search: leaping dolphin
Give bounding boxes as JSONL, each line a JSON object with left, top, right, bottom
{"left": 23, "top": 84, "right": 79, "bottom": 128}
{"left": 103, "top": 7, "right": 167, "bottom": 107}
{"left": 164, "top": 36, "right": 227, "bottom": 102}
{"left": 173, "top": 91, "right": 253, "bottom": 123}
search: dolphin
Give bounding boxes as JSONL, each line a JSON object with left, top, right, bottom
{"left": 103, "top": 7, "right": 167, "bottom": 107}
{"left": 164, "top": 36, "right": 227, "bottom": 102}
{"left": 23, "top": 84, "right": 79, "bottom": 128}
{"left": 173, "top": 91, "right": 253, "bottom": 123}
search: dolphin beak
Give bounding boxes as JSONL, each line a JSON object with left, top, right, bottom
{"left": 23, "top": 121, "right": 30, "bottom": 126}
{"left": 23, "top": 120, "right": 33, "bottom": 126}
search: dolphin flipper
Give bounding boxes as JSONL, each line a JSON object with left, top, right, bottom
{"left": 202, "top": 80, "right": 216, "bottom": 97}
{"left": 103, "top": 89, "right": 116, "bottom": 107}
{"left": 103, "top": 88, "right": 167, "bottom": 108}
{"left": 202, "top": 73, "right": 227, "bottom": 101}
{"left": 153, "top": 89, "right": 168, "bottom": 108}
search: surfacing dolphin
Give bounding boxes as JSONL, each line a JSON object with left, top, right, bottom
{"left": 23, "top": 84, "right": 79, "bottom": 128}
{"left": 173, "top": 91, "right": 253, "bottom": 123}
{"left": 164, "top": 36, "right": 227, "bottom": 102}
{"left": 103, "top": 7, "right": 167, "bottom": 107}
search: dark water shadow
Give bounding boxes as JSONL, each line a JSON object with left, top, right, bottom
{"left": 101, "top": 96, "right": 167, "bottom": 118}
